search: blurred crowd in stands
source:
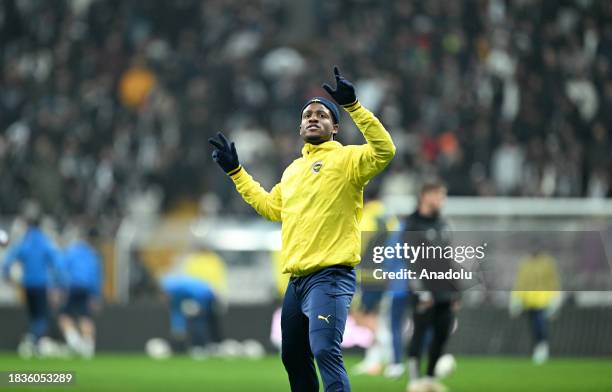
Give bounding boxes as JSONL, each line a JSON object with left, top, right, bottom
{"left": 1, "top": 0, "right": 612, "bottom": 231}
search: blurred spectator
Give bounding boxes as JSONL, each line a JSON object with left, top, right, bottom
{"left": 491, "top": 132, "right": 524, "bottom": 195}
{"left": 118, "top": 59, "right": 156, "bottom": 110}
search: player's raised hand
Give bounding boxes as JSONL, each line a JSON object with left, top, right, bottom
{"left": 209, "top": 132, "right": 240, "bottom": 174}
{"left": 322, "top": 66, "right": 357, "bottom": 106}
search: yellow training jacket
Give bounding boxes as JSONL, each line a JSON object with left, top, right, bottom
{"left": 512, "top": 253, "right": 560, "bottom": 309}
{"left": 229, "top": 101, "right": 396, "bottom": 276}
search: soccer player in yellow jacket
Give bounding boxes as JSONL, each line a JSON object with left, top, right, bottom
{"left": 510, "top": 250, "right": 561, "bottom": 364}
{"left": 210, "top": 67, "right": 395, "bottom": 392}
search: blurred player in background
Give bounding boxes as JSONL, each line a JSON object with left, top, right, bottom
{"left": 402, "top": 182, "right": 459, "bottom": 392}
{"left": 161, "top": 274, "right": 221, "bottom": 357}
{"left": 353, "top": 185, "right": 397, "bottom": 376}
{"left": 181, "top": 241, "right": 228, "bottom": 300}
{"left": 510, "top": 249, "right": 561, "bottom": 364}
{"left": 1, "top": 204, "right": 63, "bottom": 356}
{"left": 209, "top": 66, "right": 395, "bottom": 391}
{"left": 58, "top": 224, "right": 103, "bottom": 358}
{"left": 384, "top": 224, "right": 412, "bottom": 379}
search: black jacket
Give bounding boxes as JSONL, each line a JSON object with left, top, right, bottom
{"left": 400, "top": 210, "right": 460, "bottom": 304}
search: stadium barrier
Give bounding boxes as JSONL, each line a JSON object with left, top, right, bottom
{"left": 0, "top": 303, "right": 611, "bottom": 356}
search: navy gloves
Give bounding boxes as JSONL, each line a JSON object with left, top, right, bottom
{"left": 322, "top": 66, "right": 357, "bottom": 107}
{"left": 209, "top": 132, "right": 240, "bottom": 174}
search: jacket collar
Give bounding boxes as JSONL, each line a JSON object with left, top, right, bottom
{"left": 301, "top": 140, "right": 342, "bottom": 157}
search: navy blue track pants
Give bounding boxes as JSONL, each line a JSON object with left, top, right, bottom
{"left": 281, "top": 266, "right": 356, "bottom": 392}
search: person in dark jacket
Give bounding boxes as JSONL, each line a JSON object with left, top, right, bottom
{"left": 402, "top": 182, "right": 460, "bottom": 392}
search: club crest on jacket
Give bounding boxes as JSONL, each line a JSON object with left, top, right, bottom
{"left": 312, "top": 161, "right": 323, "bottom": 173}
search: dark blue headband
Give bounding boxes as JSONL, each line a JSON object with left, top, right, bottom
{"left": 301, "top": 97, "right": 340, "bottom": 124}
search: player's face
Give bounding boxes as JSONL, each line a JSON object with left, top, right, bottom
{"left": 423, "top": 188, "right": 447, "bottom": 215}
{"left": 299, "top": 103, "right": 338, "bottom": 145}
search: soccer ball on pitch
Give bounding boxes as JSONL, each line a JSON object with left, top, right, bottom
{"left": 241, "top": 339, "right": 265, "bottom": 359}
{"left": 145, "top": 338, "right": 172, "bottom": 360}
{"left": 434, "top": 354, "right": 456, "bottom": 379}
{"left": 38, "top": 337, "right": 68, "bottom": 358}
{"left": 217, "top": 339, "right": 243, "bottom": 358}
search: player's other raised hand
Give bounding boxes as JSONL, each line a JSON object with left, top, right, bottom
{"left": 322, "top": 66, "right": 357, "bottom": 107}
{"left": 209, "top": 132, "right": 240, "bottom": 174}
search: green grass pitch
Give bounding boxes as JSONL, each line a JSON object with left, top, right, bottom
{"left": 0, "top": 354, "right": 610, "bottom": 391}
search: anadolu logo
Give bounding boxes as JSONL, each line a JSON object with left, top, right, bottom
{"left": 312, "top": 161, "right": 323, "bottom": 173}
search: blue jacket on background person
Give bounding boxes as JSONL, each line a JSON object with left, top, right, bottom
{"left": 161, "top": 275, "right": 216, "bottom": 304}
{"left": 62, "top": 240, "right": 103, "bottom": 297}
{"left": 2, "top": 226, "right": 63, "bottom": 288}
{"left": 161, "top": 275, "right": 218, "bottom": 342}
